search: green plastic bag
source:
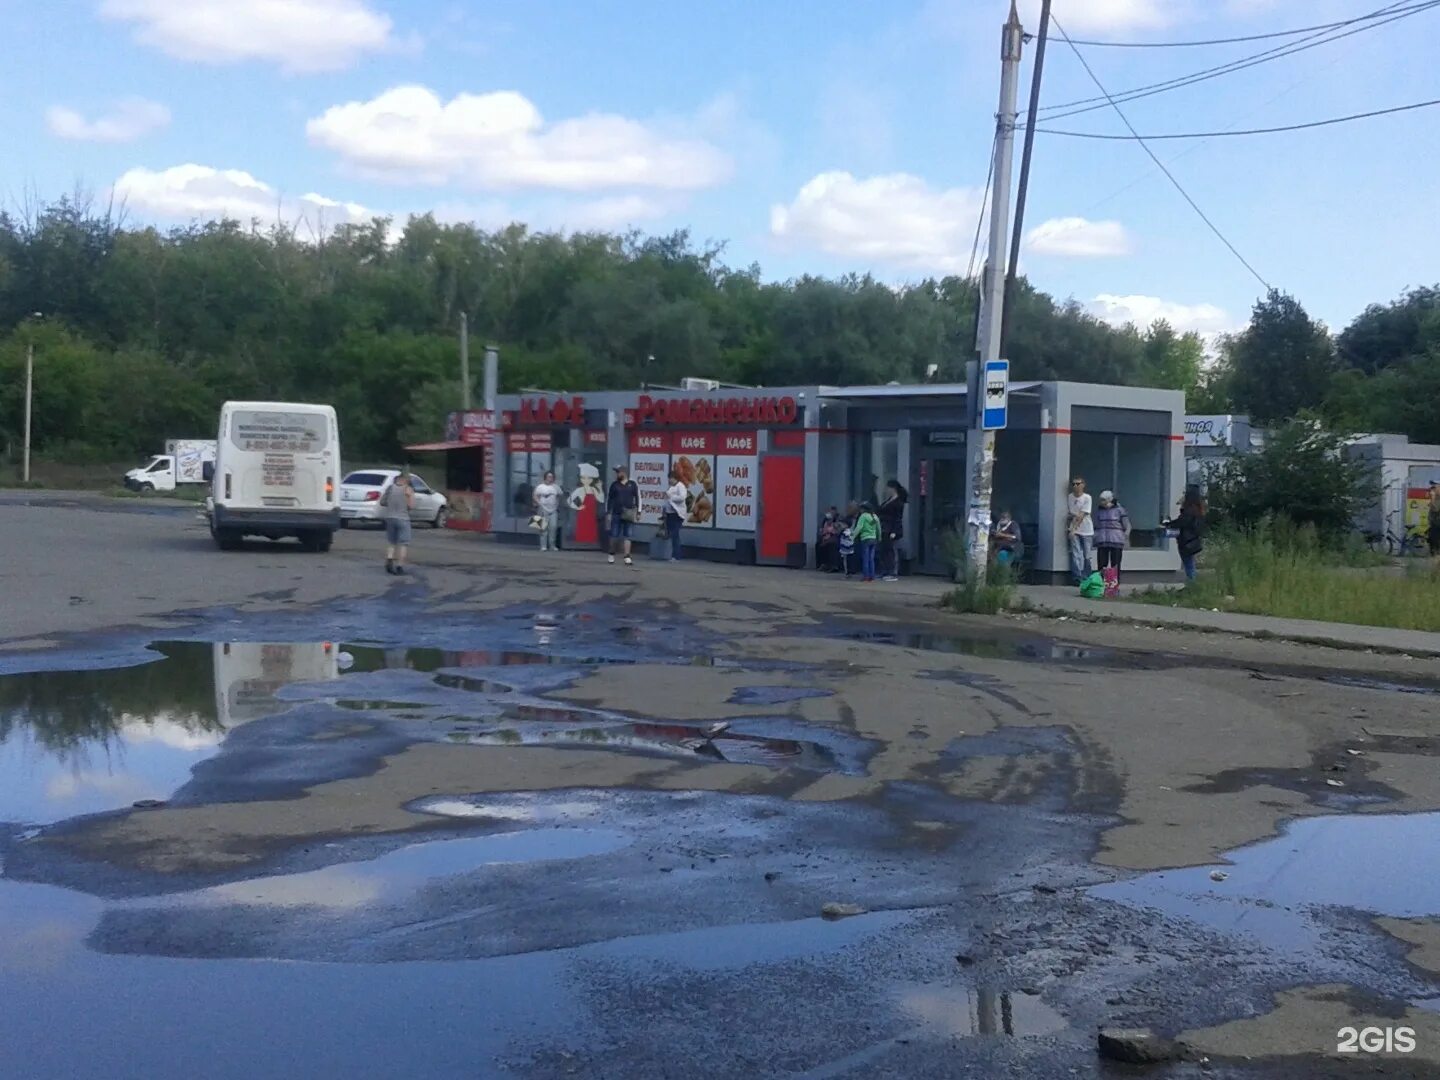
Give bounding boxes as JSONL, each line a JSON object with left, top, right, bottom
{"left": 1079, "top": 571, "right": 1105, "bottom": 599}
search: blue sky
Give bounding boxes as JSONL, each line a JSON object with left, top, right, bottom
{"left": 4, "top": 0, "right": 1439, "bottom": 338}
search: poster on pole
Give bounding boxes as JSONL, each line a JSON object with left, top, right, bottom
{"left": 628, "top": 431, "right": 671, "bottom": 524}
{"left": 672, "top": 431, "right": 716, "bottom": 528}
{"left": 714, "top": 431, "right": 758, "bottom": 531}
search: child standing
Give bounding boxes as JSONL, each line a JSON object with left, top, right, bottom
{"left": 854, "top": 502, "right": 881, "bottom": 582}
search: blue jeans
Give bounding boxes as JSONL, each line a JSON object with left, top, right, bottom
{"left": 1069, "top": 533, "right": 1094, "bottom": 582}
{"left": 859, "top": 539, "right": 877, "bottom": 580}
{"left": 1181, "top": 553, "right": 1197, "bottom": 580}
{"left": 665, "top": 512, "right": 683, "bottom": 559}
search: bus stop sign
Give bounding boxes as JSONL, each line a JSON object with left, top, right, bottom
{"left": 982, "top": 359, "right": 1009, "bottom": 430}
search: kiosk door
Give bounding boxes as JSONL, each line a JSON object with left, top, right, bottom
{"left": 758, "top": 454, "right": 804, "bottom": 565}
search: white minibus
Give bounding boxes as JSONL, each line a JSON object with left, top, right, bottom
{"left": 210, "top": 401, "right": 341, "bottom": 551}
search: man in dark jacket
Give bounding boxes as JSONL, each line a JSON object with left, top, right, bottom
{"left": 607, "top": 465, "right": 640, "bottom": 567}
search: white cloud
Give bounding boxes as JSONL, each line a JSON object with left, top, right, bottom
{"left": 1020, "top": 0, "right": 1176, "bottom": 33}
{"left": 770, "top": 171, "right": 984, "bottom": 274}
{"left": 1089, "top": 293, "right": 1234, "bottom": 336}
{"left": 99, "top": 0, "right": 394, "bottom": 73}
{"left": 112, "top": 164, "right": 373, "bottom": 233}
{"left": 1025, "top": 217, "right": 1133, "bottom": 258}
{"left": 47, "top": 98, "right": 170, "bottom": 143}
{"left": 306, "top": 85, "right": 731, "bottom": 192}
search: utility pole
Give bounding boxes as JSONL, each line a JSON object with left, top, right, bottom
{"left": 22, "top": 339, "right": 33, "bottom": 484}
{"left": 965, "top": 1, "right": 1024, "bottom": 582}
{"left": 999, "top": 0, "right": 1051, "bottom": 359}
{"left": 459, "top": 312, "right": 472, "bottom": 410}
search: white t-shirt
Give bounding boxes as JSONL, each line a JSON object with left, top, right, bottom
{"left": 532, "top": 483, "right": 562, "bottom": 515}
{"left": 666, "top": 481, "right": 688, "bottom": 518}
{"left": 1068, "top": 492, "right": 1094, "bottom": 536}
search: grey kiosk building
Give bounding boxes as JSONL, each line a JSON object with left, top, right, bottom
{"left": 490, "top": 380, "right": 1186, "bottom": 582}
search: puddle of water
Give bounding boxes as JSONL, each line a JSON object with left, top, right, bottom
{"left": 1092, "top": 812, "right": 1440, "bottom": 953}
{"left": 831, "top": 629, "right": 1107, "bottom": 662}
{"left": 0, "top": 643, "right": 225, "bottom": 823}
{"left": 1324, "top": 675, "right": 1440, "bottom": 696}
{"left": 798, "top": 983, "right": 1066, "bottom": 1079}
{"left": 727, "top": 686, "right": 834, "bottom": 706}
{"left": 166, "top": 828, "right": 631, "bottom": 911}
{"left": 443, "top": 719, "right": 867, "bottom": 776}
{"left": 895, "top": 984, "right": 1066, "bottom": 1037}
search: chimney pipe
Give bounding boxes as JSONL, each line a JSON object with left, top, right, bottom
{"left": 483, "top": 345, "right": 498, "bottom": 412}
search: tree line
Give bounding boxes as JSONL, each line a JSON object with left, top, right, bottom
{"left": 1199, "top": 287, "right": 1440, "bottom": 445}
{"left": 0, "top": 195, "right": 1433, "bottom": 465}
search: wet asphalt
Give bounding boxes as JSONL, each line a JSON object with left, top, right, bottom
{"left": 1, "top": 498, "right": 1439, "bottom": 1079}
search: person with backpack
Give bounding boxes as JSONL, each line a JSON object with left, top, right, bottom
{"left": 1165, "top": 493, "right": 1207, "bottom": 581}
{"left": 607, "top": 465, "right": 640, "bottom": 567}
{"left": 854, "top": 502, "right": 881, "bottom": 582}
{"left": 1093, "top": 490, "right": 1131, "bottom": 594}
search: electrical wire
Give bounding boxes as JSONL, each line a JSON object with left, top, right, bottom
{"left": 1037, "top": 0, "right": 1434, "bottom": 121}
{"left": 965, "top": 131, "right": 998, "bottom": 284}
{"left": 1077, "top": 29, "right": 1372, "bottom": 216}
{"left": 1038, "top": 97, "right": 1440, "bottom": 139}
{"left": 1064, "top": 0, "right": 1439, "bottom": 47}
{"left": 1049, "top": 15, "right": 1271, "bottom": 291}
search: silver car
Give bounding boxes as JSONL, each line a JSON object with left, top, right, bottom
{"left": 338, "top": 470, "right": 449, "bottom": 528}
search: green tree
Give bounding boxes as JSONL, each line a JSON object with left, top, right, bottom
{"left": 1228, "top": 289, "right": 1336, "bottom": 424}
{"left": 1205, "top": 416, "right": 1378, "bottom": 542}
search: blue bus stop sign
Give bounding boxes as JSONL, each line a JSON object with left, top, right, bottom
{"left": 982, "top": 359, "right": 1009, "bottom": 430}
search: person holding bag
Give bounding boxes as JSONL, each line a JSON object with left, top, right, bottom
{"left": 607, "top": 464, "right": 640, "bottom": 567}
{"left": 664, "top": 468, "right": 688, "bottom": 561}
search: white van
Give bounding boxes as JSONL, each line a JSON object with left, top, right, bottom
{"left": 210, "top": 401, "right": 341, "bottom": 551}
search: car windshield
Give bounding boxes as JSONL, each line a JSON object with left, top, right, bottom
{"left": 343, "top": 472, "right": 391, "bottom": 486}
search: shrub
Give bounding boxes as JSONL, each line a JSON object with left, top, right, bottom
{"left": 1203, "top": 416, "right": 1377, "bottom": 544}
{"left": 943, "top": 564, "right": 1018, "bottom": 615}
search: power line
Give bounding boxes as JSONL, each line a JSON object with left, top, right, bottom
{"left": 1049, "top": 16, "right": 1271, "bottom": 291}
{"left": 1038, "top": 97, "right": 1440, "bottom": 139}
{"left": 1038, "top": 0, "right": 1435, "bottom": 120}
{"left": 966, "top": 131, "right": 998, "bottom": 284}
{"left": 1063, "top": 0, "right": 1439, "bottom": 47}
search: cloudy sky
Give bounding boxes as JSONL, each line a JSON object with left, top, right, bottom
{"left": 5, "top": 0, "right": 1438, "bottom": 336}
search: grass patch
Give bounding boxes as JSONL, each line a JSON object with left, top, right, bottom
{"left": 1133, "top": 522, "right": 1440, "bottom": 632}
{"left": 942, "top": 566, "right": 1020, "bottom": 615}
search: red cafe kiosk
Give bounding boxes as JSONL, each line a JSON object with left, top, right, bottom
{"left": 404, "top": 409, "right": 498, "bottom": 531}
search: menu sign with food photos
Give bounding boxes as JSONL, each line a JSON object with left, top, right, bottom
{"left": 628, "top": 431, "right": 671, "bottom": 525}
{"left": 672, "top": 431, "right": 716, "bottom": 529}
{"left": 715, "top": 431, "right": 758, "bottom": 531}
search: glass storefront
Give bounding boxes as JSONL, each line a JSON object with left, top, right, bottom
{"left": 1069, "top": 431, "right": 1168, "bottom": 547}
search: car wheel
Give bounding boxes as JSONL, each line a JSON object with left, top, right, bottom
{"left": 212, "top": 527, "right": 241, "bottom": 551}
{"left": 432, "top": 506, "right": 448, "bottom": 529}
{"left": 140, "top": 482, "right": 155, "bottom": 494}
{"left": 339, "top": 519, "right": 350, "bottom": 529}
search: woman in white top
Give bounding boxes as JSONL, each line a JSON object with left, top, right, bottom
{"left": 531, "top": 470, "right": 563, "bottom": 552}
{"left": 664, "top": 469, "right": 688, "bottom": 561}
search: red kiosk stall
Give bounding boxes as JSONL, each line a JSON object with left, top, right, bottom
{"left": 404, "top": 409, "right": 497, "bottom": 531}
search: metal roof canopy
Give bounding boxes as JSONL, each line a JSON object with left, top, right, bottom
{"left": 404, "top": 440, "right": 478, "bottom": 452}
{"left": 817, "top": 381, "right": 1041, "bottom": 407}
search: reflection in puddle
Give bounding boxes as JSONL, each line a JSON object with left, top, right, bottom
{"left": 896, "top": 985, "right": 1066, "bottom": 1037}
{"left": 170, "top": 829, "right": 631, "bottom": 911}
{"left": 833, "top": 629, "right": 1107, "bottom": 662}
{"left": 1093, "top": 812, "right": 1440, "bottom": 953}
